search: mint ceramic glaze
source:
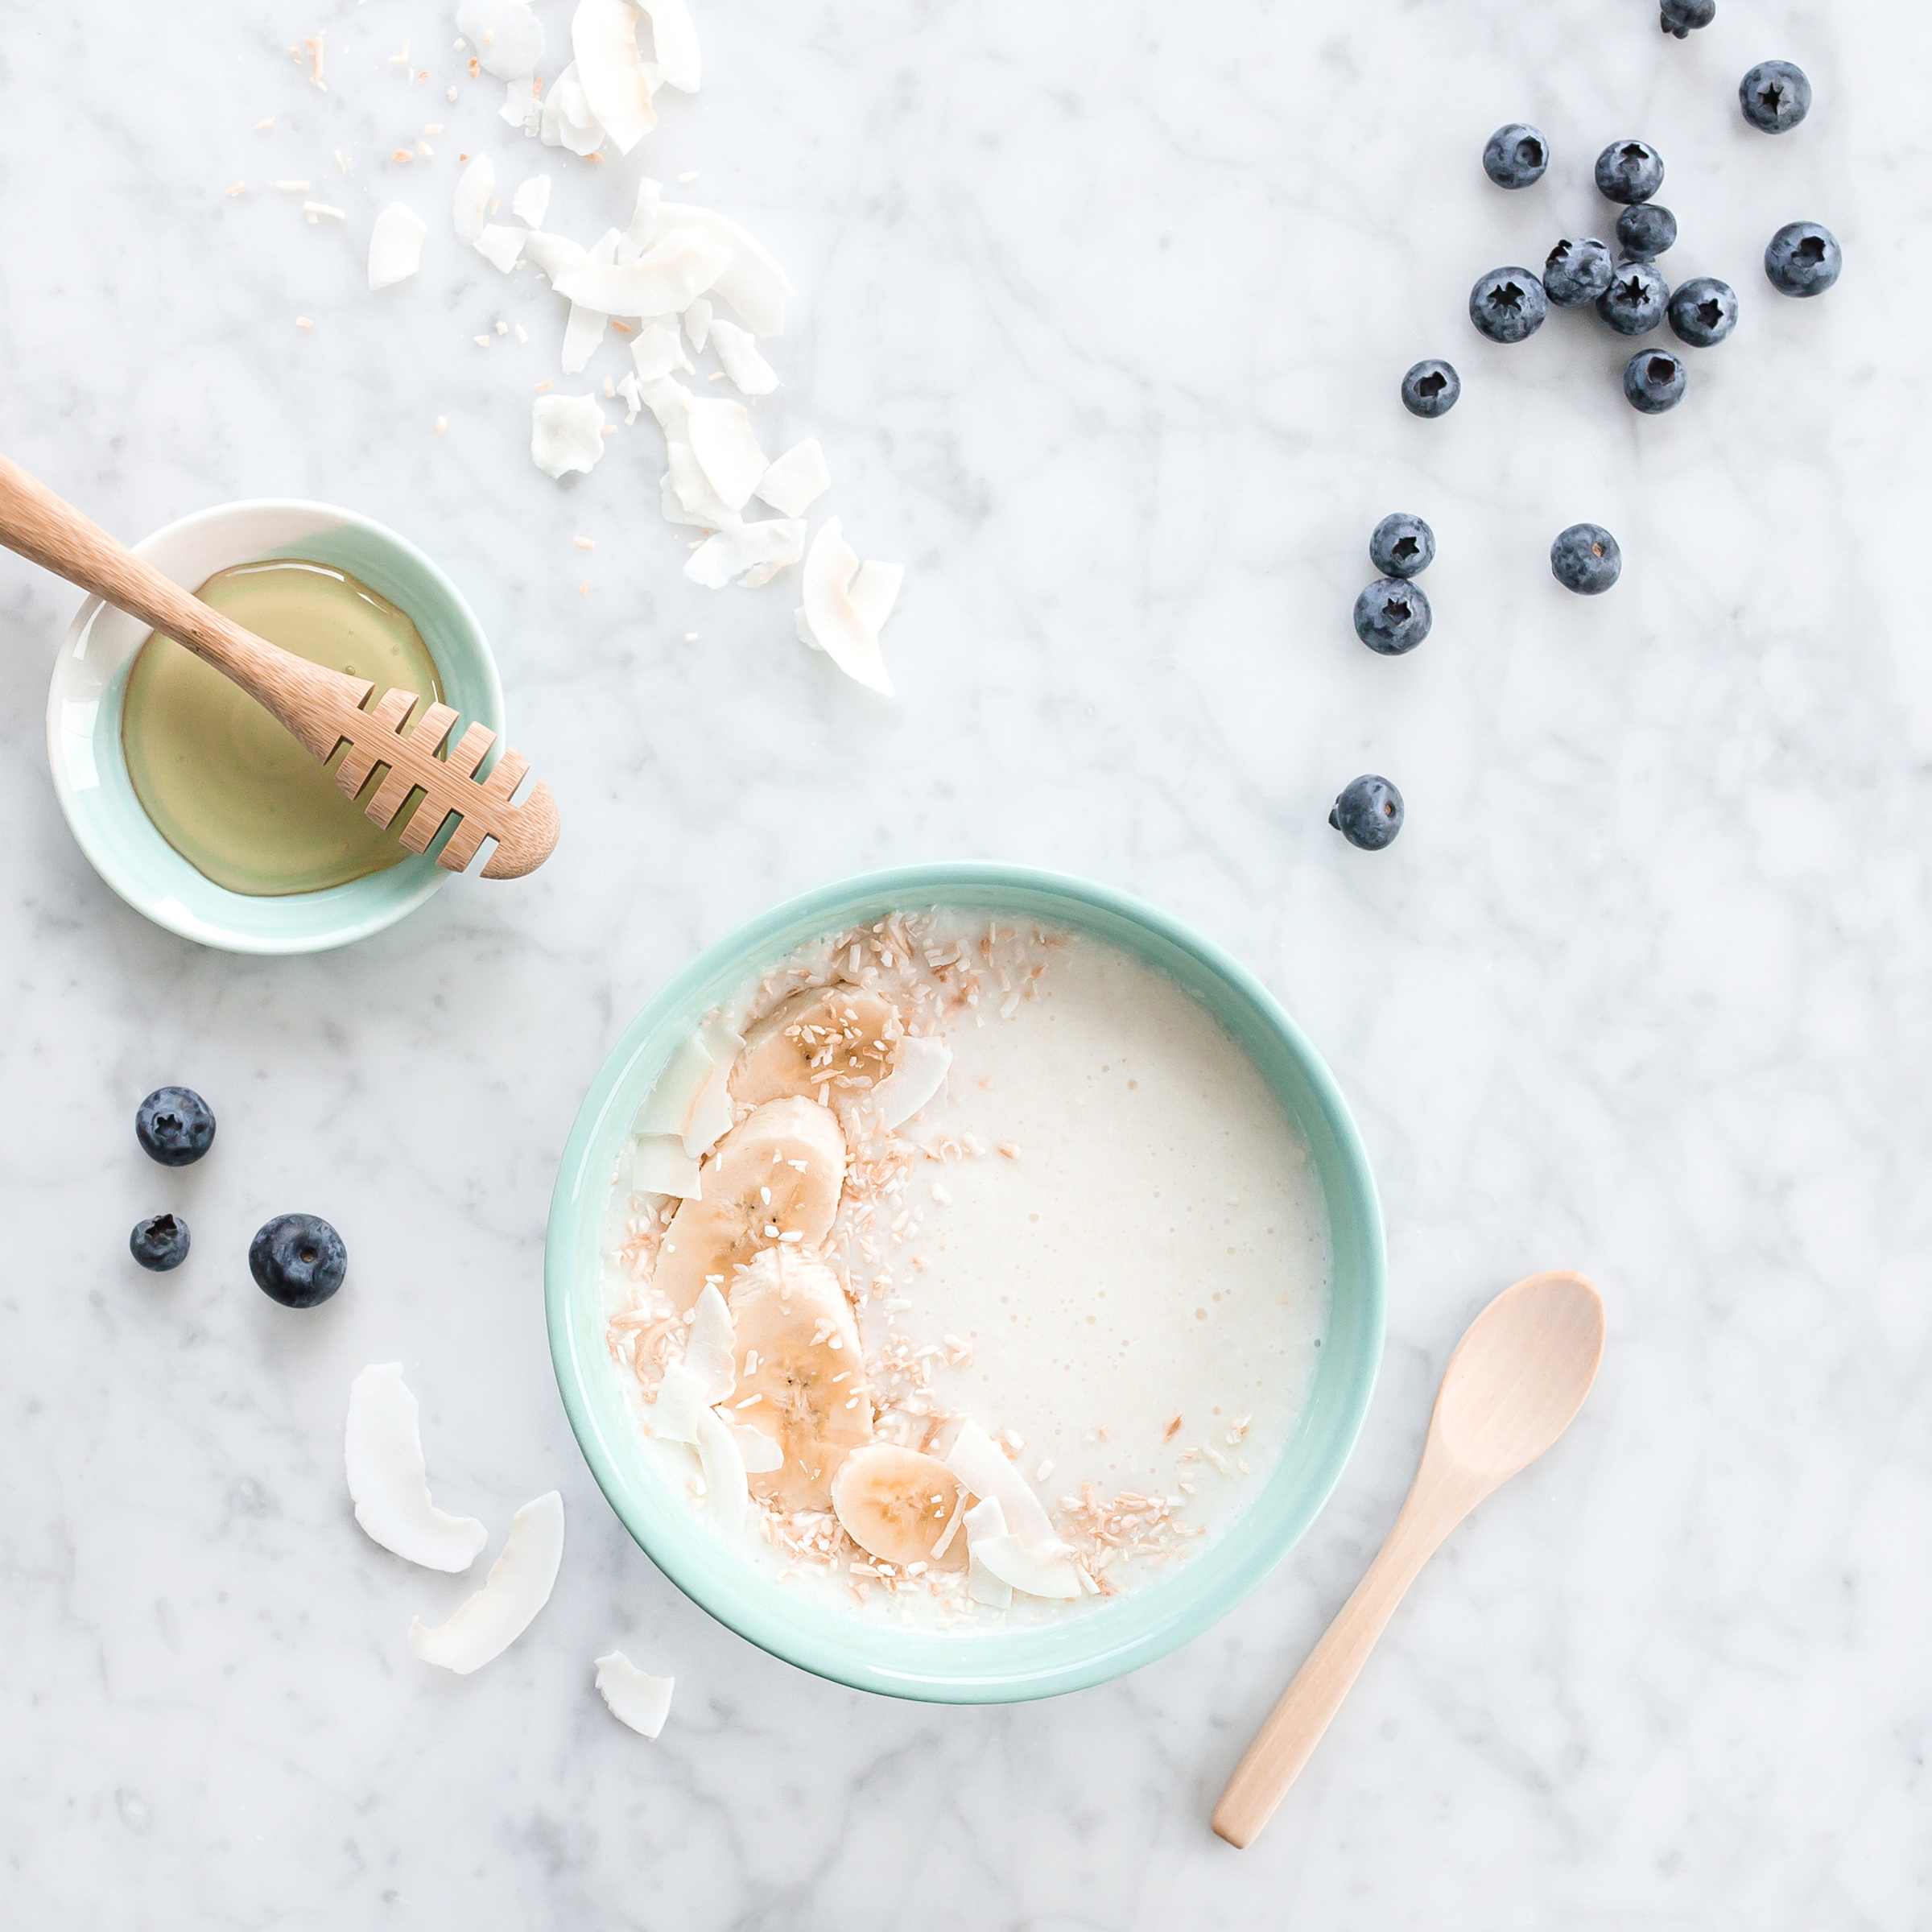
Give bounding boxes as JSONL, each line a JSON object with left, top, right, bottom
{"left": 547, "top": 864, "right": 1386, "bottom": 1704}
{"left": 45, "top": 499, "right": 506, "bottom": 954}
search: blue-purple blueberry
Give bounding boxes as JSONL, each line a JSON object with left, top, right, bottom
{"left": 1598, "top": 260, "right": 1670, "bottom": 335}
{"left": 1352, "top": 579, "right": 1432, "bottom": 655}
{"left": 1329, "top": 775, "right": 1405, "bottom": 851}
{"left": 136, "top": 1086, "right": 216, "bottom": 1166}
{"left": 1740, "top": 61, "right": 1810, "bottom": 132}
{"left": 1368, "top": 514, "right": 1435, "bottom": 579}
{"left": 1550, "top": 524, "right": 1622, "bottom": 595}
{"left": 1660, "top": 0, "right": 1715, "bottom": 34}
{"left": 1545, "top": 237, "right": 1616, "bottom": 308}
{"left": 1469, "top": 267, "right": 1547, "bottom": 344}
{"left": 1624, "top": 348, "right": 1687, "bottom": 413}
{"left": 1616, "top": 204, "right": 1676, "bottom": 261}
{"left": 1483, "top": 124, "right": 1549, "bottom": 189}
{"left": 1596, "top": 140, "right": 1665, "bottom": 205}
{"left": 1668, "top": 277, "right": 1738, "bottom": 346}
{"left": 250, "top": 1213, "right": 347, "bottom": 1308}
{"left": 1765, "top": 221, "right": 1840, "bottom": 297}
{"left": 1401, "top": 359, "right": 1460, "bottom": 417}
{"left": 130, "top": 1213, "right": 190, "bottom": 1272}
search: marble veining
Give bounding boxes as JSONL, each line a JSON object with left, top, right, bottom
{"left": 2, "top": 0, "right": 1929, "bottom": 1923}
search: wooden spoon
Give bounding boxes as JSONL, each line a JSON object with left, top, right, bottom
{"left": 1212, "top": 1269, "right": 1604, "bottom": 1849}
{"left": 0, "top": 454, "right": 559, "bottom": 879}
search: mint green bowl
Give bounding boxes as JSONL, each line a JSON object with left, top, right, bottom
{"left": 547, "top": 865, "right": 1385, "bottom": 1703}
{"left": 45, "top": 499, "right": 506, "bottom": 955}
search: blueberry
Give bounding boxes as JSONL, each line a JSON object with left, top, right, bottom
{"left": 1624, "top": 348, "right": 1687, "bottom": 413}
{"left": 249, "top": 1213, "right": 347, "bottom": 1308}
{"left": 1740, "top": 60, "right": 1810, "bottom": 133}
{"left": 1468, "top": 267, "right": 1547, "bottom": 345}
{"left": 1544, "top": 237, "right": 1616, "bottom": 307}
{"left": 1401, "top": 358, "right": 1460, "bottom": 418}
{"left": 1595, "top": 140, "right": 1665, "bottom": 205}
{"left": 1352, "top": 579, "right": 1432, "bottom": 655}
{"left": 1550, "top": 523, "right": 1622, "bottom": 595}
{"left": 1616, "top": 203, "right": 1677, "bottom": 260}
{"left": 130, "top": 1212, "right": 190, "bottom": 1272}
{"left": 1329, "top": 775, "right": 1404, "bottom": 851}
{"left": 1368, "top": 513, "right": 1435, "bottom": 579}
{"left": 1659, "top": 0, "right": 1715, "bottom": 34}
{"left": 1668, "top": 276, "right": 1738, "bottom": 346}
{"left": 135, "top": 1086, "right": 216, "bottom": 1166}
{"left": 1597, "top": 261, "right": 1670, "bottom": 335}
{"left": 1483, "top": 123, "right": 1549, "bottom": 189}
{"left": 1765, "top": 221, "right": 1840, "bottom": 297}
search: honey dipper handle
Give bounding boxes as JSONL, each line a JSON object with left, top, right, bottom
{"left": 0, "top": 452, "right": 369, "bottom": 761}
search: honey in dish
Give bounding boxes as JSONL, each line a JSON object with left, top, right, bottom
{"left": 121, "top": 559, "right": 443, "bottom": 896}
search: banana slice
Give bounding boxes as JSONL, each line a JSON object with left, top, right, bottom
{"left": 731, "top": 985, "right": 902, "bottom": 1109}
{"left": 653, "top": 1097, "right": 847, "bottom": 1315}
{"left": 831, "top": 1444, "right": 967, "bottom": 1569}
{"left": 728, "top": 1248, "right": 873, "bottom": 1510}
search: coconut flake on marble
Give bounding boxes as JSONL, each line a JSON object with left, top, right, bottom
{"left": 561, "top": 228, "right": 621, "bottom": 375}
{"left": 683, "top": 1284, "right": 736, "bottom": 1402}
{"left": 572, "top": 0, "right": 655, "bottom": 155}
{"left": 452, "top": 154, "right": 494, "bottom": 243}
{"left": 661, "top": 454, "right": 741, "bottom": 530}
{"left": 594, "top": 1652, "right": 674, "bottom": 1738}
{"left": 796, "top": 519, "right": 900, "bottom": 696}
{"left": 458, "top": 0, "right": 543, "bottom": 78}
{"left": 407, "top": 1491, "right": 565, "bottom": 1674}
{"left": 632, "top": 1132, "right": 700, "bottom": 1197}
{"left": 522, "top": 229, "right": 587, "bottom": 283}
{"left": 474, "top": 223, "right": 527, "bottom": 272}
{"left": 367, "top": 201, "right": 427, "bottom": 290}
{"left": 345, "top": 1364, "right": 489, "bottom": 1572}
{"left": 753, "top": 438, "right": 830, "bottom": 517}
{"left": 871, "top": 1034, "right": 951, "bottom": 1130}
{"left": 531, "top": 392, "right": 607, "bottom": 477}
{"left": 682, "top": 295, "right": 712, "bottom": 351}
{"left": 685, "top": 397, "right": 768, "bottom": 509}
{"left": 684, "top": 519, "right": 804, "bottom": 590}
{"left": 616, "top": 177, "right": 662, "bottom": 264}
{"left": 708, "top": 317, "right": 778, "bottom": 396}
{"left": 630, "top": 316, "right": 691, "bottom": 382}
{"left": 638, "top": 0, "right": 700, "bottom": 92}
{"left": 849, "top": 559, "right": 904, "bottom": 636}
{"left": 552, "top": 226, "right": 730, "bottom": 318}
{"left": 616, "top": 369, "right": 645, "bottom": 423}
{"left": 500, "top": 78, "right": 542, "bottom": 133}
{"left": 693, "top": 1405, "right": 749, "bottom": 1531}
{"left": 510, "top": 173, "right": 551, "bottom": 227}
{"left": 653, "top": 201, "right": 792, "bottom": 335}
{"left": 540, "top": 61, "right": 605, "bottom": 155}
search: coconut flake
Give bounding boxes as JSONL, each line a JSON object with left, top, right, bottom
{"left": 630, "top": 316, "right": 691, "bottom": 381}
{"left": 753, "top": 438, "right": 830, "bottom": 517}
{"left": 684, "top": 518, "right": 804, "bottom": 590}
{"left": 962, "top": 1496, "right": 1013, "bottom": 1608}
{"left": 729, "top": 1422, "right": 782, "bottom": 1472}
{"left": 871, "top": 1034, "right": 951, "bottom": 1130}
{"left": 475, "top": 223, "right": 527, "bottom": 272}
{"left": 798, "top": 519, "right": 897, "bottom": 696}
{"left": 595, "top": 1652, "right": 675, "bottom": 1738}
{"left": 708, "top": 317, "right": 778, "bottom": 396}
{"left": 694, "top": 1405, "right": 749, "bottom": 1532}
{"left": 345, "top": 1364, "right": 489, "bottom": 1572}
{"left": 649, "top": 1361, "right": 709, "bottom": 1443}
{"left": 457, "top": 0, "right": 543, "bottom": 78}
{"left": 532, "top": 392, "right": 607, "bottom": 477}
{"left": 633, "top": 1133, "right": 700, "bottom": 1197}
{"left": 500, "top": 78, "right": 542, "bottom": 133}
{"left": 662, "top": 452, "right": 742, "bottom": 530}
{"left": 972, "top": 1533, "right": 1083, "bottom": 1600}
{"left": 639, "top": 0, "right": 700, "bottom": 91}
{"left": 635, "top": 1030, "right": 712, "bottom": 1138}
{"left": 540, "top": 61, "right": 605, "bottom": 155}
{"left": 452, "top": 154, "right": 494, "bottom": 243}
{"left": 851, "top": 560, "right": 904, "bottom": 636}
{"left": 368, "top": 201, "right": 427, "bottom": 291}
{"left": 407, "top": 1491, "right": 565, "bottom": 1674}
{"left": 683, "top": 295, "right": 712, "bottom": 350}
{"left": 652, "top": 202, "right": 792, "bottom": 334}
{"left": 685, "top": 397, "right": 768, "bottom": 510}
{"left": 946, "top": 1418, "right": 1056, "bottom": 1548}
{"left": 683, "top": 1284, "right": 736, "bottom": 1402}
{"left": 553, "top": 226, "right": 729, "bottom": 318}
{"left": 572, "top": 0, "right": 655, "bottom": 155}
{"left": 561, "top": 228, "right": 621, "bottom": 375}
{"left": 523, "top": 229, "right": 587, "bottom": 283}
{"left": 684, "top": 1014, "right": 742, "bottom": 1154}
{"left": 617, "top": 370, "right": 645, "bottom": 423}
{"left": 510, "top": 173, "right": 551, "bottom": 227}
{"left": 617, "top": 177, "right": 662, "bottom": 263}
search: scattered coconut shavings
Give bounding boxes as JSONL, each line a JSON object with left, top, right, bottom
{"left": 753, "top": 437, "right": 830, "bottom": 517}
{"left": 476, "top": 224, "right": 527, "bottom": 271}
{"left": 684, "top": 518, "right": 804, "bottom": 589}
{"left": 510, "top": 172, "right": 551, "bottom": 226}
{"left": 345, "top": 1364, "right": 489, "bottom": 1572}
{"left": 623, "top": 315, "right": 685, "bottom": 382}
{"left": 540, "top": 61, "right": 605, "bottom": 154}
{"left": 522, "top": 228, "right": 586, "bottom": 282}
{"left": 553, "top": 225, "right": 729, "bottom": 317}
{"left": 269, "top": 178, "right": 312, "bottom": 192}
{"left": 305, "top": 31, "right": 326, "bottom": 89}
{"left": 500, "top": 77, "right": 541, "bottom": 132}
{"left": 684, "top": 395, "right": 768, "bottom": 508}
{"left": 616, "top": 175, "right": 661, "bottom": 263}
{"left": 946, "top": 1418, "right": 1056, "bottom": 1549}
{"left": 638, "top": 0, "right": 700, "bottom": 91}
{"left": 796, "top": 519, "right": 898, "bottom": 696}
{"left": 633, "top": 1132, "right": 701, "bottom": 1197}
{"left": 368, "top": 201, "right": 427, "bottom": 290}
{"left": 652, "top": 200, "right": 793, "bottom": 334}
{"left": 851, "top": 559, "right": 904, "bottom": 636}
{"left": 572, "top": 0, "right": 656, "bottom": 155}
{"left": 617, "top": 370, "right": 645, "bottom": 422}
{"left": 870, "top": 1034, "right": 951, "bottom": 1130}
{"left": 452, "top": 151, "right": 494, "bottom": 239}
{"left": 531, "top": 391, "right": 608, "bottom": 477}
{"left": 595, "top": 1652, "right": 674, "bottom": 1737}
{"left": 694, "top": 1406, "right": 749, "bottom": 1530}
{"left": 407, "top": 1491, "right": 564, "bottom": 1674}
{"left": 665, "top": 438, "right": 744, "bottom": 530}
{"left": 457, "top": 0, "right": 543, "bottom": 79}
{"left": 683, "top": 1284, "right": 736, "bottom": 1402}
{"left": 304, "top": 201, "right": 346, "bottom": 221}
{"left": 709, "top": 316, "right": 778, "bottom": 395}
{"left": 562, "top": 228, "right": 621, "bottom": 374}
{"left": 682, "top": 295, "right": 712, "bottom": 350}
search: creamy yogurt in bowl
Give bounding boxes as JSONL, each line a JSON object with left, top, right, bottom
{"left": 547, "top": 865, "right": 1385, "bottom": 1701}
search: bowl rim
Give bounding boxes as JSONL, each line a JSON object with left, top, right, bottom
{"left": 545, "top": 861, "right": 1386, "bottom": 1703}
{"left": 43, "top": 495, "right": 506, "bottom": 956}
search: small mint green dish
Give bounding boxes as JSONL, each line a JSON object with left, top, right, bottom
{"left": 45, "top": 498, "right": 505, "bottom": 955}
{"left": 547, "top": 863, "right": 1386, "bottom": 1705}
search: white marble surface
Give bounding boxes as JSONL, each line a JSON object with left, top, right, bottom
{"left": 3, "top": 0, "right": 1929, "bottom": 1922}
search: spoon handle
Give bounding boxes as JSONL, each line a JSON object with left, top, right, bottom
{"left": 0, "top": 452, "right": 370, "bottom": 760}
{"left": 1212, "top": 1481, "right": 1461, "bottom": 1849}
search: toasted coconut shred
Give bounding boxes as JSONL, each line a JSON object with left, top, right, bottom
{"left": 598, "top": 911, "right": 1233, "bottom": 1626}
